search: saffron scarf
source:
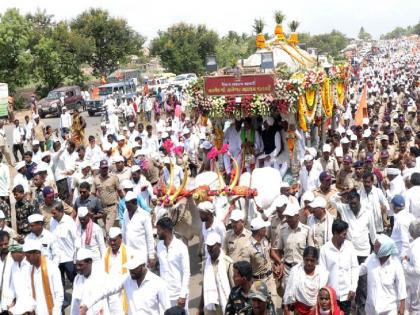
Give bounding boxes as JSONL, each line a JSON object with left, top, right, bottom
{"left": 31, "top": 256, "right": 54, "bottom": 315}
{"left": 104, "top": 244, "right": 129, "bottom": 314}
{"left": 313, "top": 286, "right": 342, "bottom": 315}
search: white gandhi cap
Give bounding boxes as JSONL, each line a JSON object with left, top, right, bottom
{"left": 197, "top": 201, "right": 214, "bottom": 213}
{"left": 28, "top": 213, "right": 44, "bottom": 223}
{"left": 77, "top": 207, "right": 89, "bottom": 218}
{"left": 23, "top": 239, "right": 42, "bottom": 252}
{"left": 124, "top": 253, "right": 147, "bottom": 270}
{"left": 230, "top": 209, "right": 245, "bottom": 221}
{"left": 250, "top": 217, "right": 270, "bottom": 231}
{"left": 205, "top": 232, "right": 222, "bottom": 246}
{"left": 108, "top": 227, "right": 122, "bottom": 238}
{"left": 76, "top": 248, "right": 93, "bottom": 261}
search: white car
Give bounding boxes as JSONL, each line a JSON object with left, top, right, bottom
{"left": 171, "top": 73, "right": 198, "bottom": 90}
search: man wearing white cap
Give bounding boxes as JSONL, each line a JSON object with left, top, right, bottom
{"left": 31, "top": 140, "right": 42, "bottom": 164}
{"left": 76, "top": 207, "right": 106, "bottom": 265}
{"left": 112, "top": 154, "right": 131, "bottom": 182}
{"left": 223, "top": 120, "right": 242, "bottom": 180}
{"left": 25, "top": 213, "right": 59, "bottom": 264}
{"left": 118, "top": 179, "right": 151, "bottom": 226}
{"left": 298, "top": 154, "right": 321, "bottom": 197}
{"left": 383, "top": 167, "right": 405, "bottom": 208}
{"left": 103, "top": 227, "right": 134, "bottom": 315}
{"left": 224, "top": 209, "right": 251, "bottom": 262}
{"left": 143, "top": 125, "right": 160, "bottom": 153}
{"left": 122, "top": 191, "right": 156, "bottom": 267}
{"left": 199, "top": 232, "right": 234, "bottom": 315}
{"left": 156, "top": 217, "right": 190, "bottom": 310}
{"left": 71, "top": 248, "right": 110, "bottom": 315}
{"left": 198, "top": 201, "right": 226, "bottom": 258}
{"left": 268, "top": 195, "right": 289, "bottom": 241}
{"left": 271, "top": 203, "right": 309, "bottom": 287}
{"left": 231, "top": 217, "right": 277, "bottom": 311}
{"left": 307, "top": 196, "right": 334, "bottom": 249}
{"left": 85, "top": 135, "right": 103, "bottom": 170}
{"left": 24, "top": 239, "right": 63, "bottom": 315}
{"left": 320, "top": 144, "right": 339, "bottom": 181}
{"left": 163, "top": 156, "right": 184, "bottom": 189}
{"left": 131, "top": 164, "right": 157, "bottom": 208}
{"left": 0, "top": 230, "right": 13, "bottom": 313}
{"left": 0, "top": 210, "right": 15, "bottom": 238}
{"left": 80, "top": 253, "right": 170, "bottom": 315}
{"left": 59, "top": 106, "right": 72, "bottom": 138}
{"left": 128, "top": 122, "right": 139, "bottom": 145}
{"left": 71, "top": 161, "right": 94, "bottom": 203}
{"left": 13, "top": 161, "right": 29, "bottom": 194}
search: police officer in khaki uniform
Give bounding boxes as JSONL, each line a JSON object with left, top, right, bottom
{"left": 271, "top": 203, "right": 309, "bottom": 290}
{"left": 267, "top": 195, "right": 288, "bottom": 242}
{"left": 93, "top": 160, "right": 121, "bottom": 232}
{"left": 224, "top": 209, "right": 251, "bottom": 262}
{"left": 335, "top": 155, "right": 354, "bottom": 191}
{"left": 241, "top": 217, "right": 282, "bottom": 313}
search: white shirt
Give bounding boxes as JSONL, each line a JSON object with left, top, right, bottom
{"left": 76, "top": 222, "right": 106, "bottom": 262}
{"left": 85, "top": 145, "right": 103, "bottom": 170}
{"left": 360, "top": 254, "right": 407, "bottom": 315}
{"left": 283, "top": 263, "right": 329, "bottom": 306}
{"left": 25, "top": 229, "right": 59, "bottom": 265}
{"left": 157, "top": 237, "right": 190, "bottom": 301}
{"left": 391, "top": 209, "right": 415, "bottom": 257}
{"left": 60, "top": 112, "right": 72, "bottom": 129}
{"left": 32, "top": 150, "right": 43, "bottom": 164}
{"left": 385, "top": 175, "right": 406, "bottom": 215}
{"left": 128, "top": 130, "right": 140, "bottom": 145}
{"left": 331, "top": 194, "right": 377, "bottom": 257}
{"left": 53, "top": 145, "right": 77, "bottom": 181}
{"left": 163, "top": 165, "right": 184, "bottom": 189}
{"left": 319, "top": 240, "right": 359, "bottom": 301}
{"left": 31, "top": 258, "right": 64, "bottom": 315}
{"left": 71, "top": 269, "right": 110, "bottom": 315}
{"left": 13, "top": 173, "right": 29, "bottom": 193}
{"left": 88, "top": 270, "right": 170, "bottom": 315}
{"left": 50, "top": 214, "right": 77, "bottom": 263}
{"left": 6, "top": 259, "right": 32, "bottom": 306}
{"left": 202, "top": 220, "right": 227, "bottom": 257}
{"left": 405, "top": 185, "right": 420, "bottom": 218}
{"left": 402, "top": 237, "right": 420, "bottom": 309}
{"left": 122, "top": 208, "right": 155, "bottom": 259}
{"left": 0, "top": 163, "right": 10, "bottom": 197}
{"left": 23, "top": 122, "right": 33, "bottom": 141}
{"left": 358, "top": 186, "right": 390, "bottom": 232}
{"left": 12, "top": 126, "right": 25, "bottom": 145}
{"left": 298, "top": 167, "right": 320, "bottom": 196}
{"left": 223, "top": 125, "right": 242, "bottom": 155}
{"left": 0, "top": 254, "right": 13, "bottom": 311}
{"left": 133, "top": 175, "right": 155, "bottom": 206}
{"left": 143, "top": 135, "right": 159, "bottom": 153}
{"left": 307, "top": 212, "right": 334, "bottom": 248}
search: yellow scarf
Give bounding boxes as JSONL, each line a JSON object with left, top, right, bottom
{"left": 104, "top": 244, "right": 128, "bottom": 314}
{"left": 31, "top": 256, "right": 54, "bottom": 315}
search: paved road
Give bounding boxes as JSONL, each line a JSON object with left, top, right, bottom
{"left": 5, "top": 110, "right": 203, "bottom": 314}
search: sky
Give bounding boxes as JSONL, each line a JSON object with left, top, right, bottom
{"left": 0, "top": 0, "right": 419, "bottom": 44}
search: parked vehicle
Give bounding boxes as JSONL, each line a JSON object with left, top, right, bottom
{"left": 86, "top": 79, "right": 137, "bottom": 116}
{"left": 170, "top": 73, "right": 197, "bottom": 90}
{"left": 38, "top": 86, "right": 84, "bottom": 118}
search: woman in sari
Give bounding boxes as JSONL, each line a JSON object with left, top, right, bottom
{"left": 71, "top": 109, "right": 86, "bottom": 147}
{"left": 284, "top": 246, "right": 329, "bottom": 315}
{"left": 312, "top": 287, "right": 343, "bottom": 315}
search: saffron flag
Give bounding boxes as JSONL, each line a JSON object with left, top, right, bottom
{"left": 354, "top": 85, "right": 368, "bottom": 126}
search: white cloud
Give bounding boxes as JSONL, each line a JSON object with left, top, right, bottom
{"left": 0, "top": 0, "right": 418, "bottom": 42}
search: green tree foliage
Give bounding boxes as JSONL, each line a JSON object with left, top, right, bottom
{"left": 71, "top": 8, "right": 145, "bottom": 77}
{"left": 358, "top": 26, "right": 372, "bottom": 41}
{"left": 32, "top": 22, "right": 93, "bottom": 95}
{"left": 302, "top": 30, "right": 349, "bottom": 58}
{"left": 381, "top": 21, "right": 420, "bottom": 39}
{"left": 215, "top": 31, "right": 254, "bottom": 68}
{"left": 150, "top": 23, "right": 219, "bottom": 74}
{"left": 0, "top": 9, "right": 33, "bottom": 94}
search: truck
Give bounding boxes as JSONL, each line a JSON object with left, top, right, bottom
{"left": 0, "top": 84, "right": 8, "bottom": 118}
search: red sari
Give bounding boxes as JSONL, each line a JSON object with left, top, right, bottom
{"left": 312, "top": 286, "right": 343, "bottom": 315}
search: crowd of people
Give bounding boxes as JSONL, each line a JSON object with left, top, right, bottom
{"left": 0, "top": 38, "right": 417, "bottom": 315}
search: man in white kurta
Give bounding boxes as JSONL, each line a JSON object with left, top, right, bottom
{"left": 25, "top": 213, "right": 59, "bottom": 265}
{"left": 156, "top": 217, "right": 190, "bottom": 308}
{"left": 23, "top": 239, "right": 63, "bottom": 315}
{"left": 103, "top": 227, "right": 134, "bottom": 315}
{"left": 121, "top": 191, "right": 155, "bottom": 266}
{"left": 0, "top": 231, "right": 13, "bottom": 312}
{"left": 71, "top": 248, "right": 109, "bottom": 315}
{"left": 80, "top": 254, "right": 170, "bottom": 315}
{"left": 76, "top": 207, "right": 106, "bottom": 267}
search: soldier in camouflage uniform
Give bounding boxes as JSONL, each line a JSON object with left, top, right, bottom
{"left": 12, "top": 184, "right": 38, "bottom": 235}
{"left": 0, "top": 197, "right": 10, "bottom": 224}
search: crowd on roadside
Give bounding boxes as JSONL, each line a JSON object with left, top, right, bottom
{"left": 0, "top": 38, "right": 417, "bottom": 315}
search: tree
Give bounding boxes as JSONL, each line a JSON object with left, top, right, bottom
{"left": 298, "top": 30, "right": 349, "bottom": 59}
{"left": 150, "top": 23, "right": 219, "bottom": 74}
{"left": 358, "top": 26, "right": 372, "bottom": 41}
{"left": 215, "top": 31, "right": 253, "bottom": 68}
{"left": 0, "top": 9, "right": 33, "bottom": 94}
{"left": 71, "top": 8, "right": 145, "bottom": 77}
{"left": 32, "top": 22, "right": 93, "bottom": 95}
